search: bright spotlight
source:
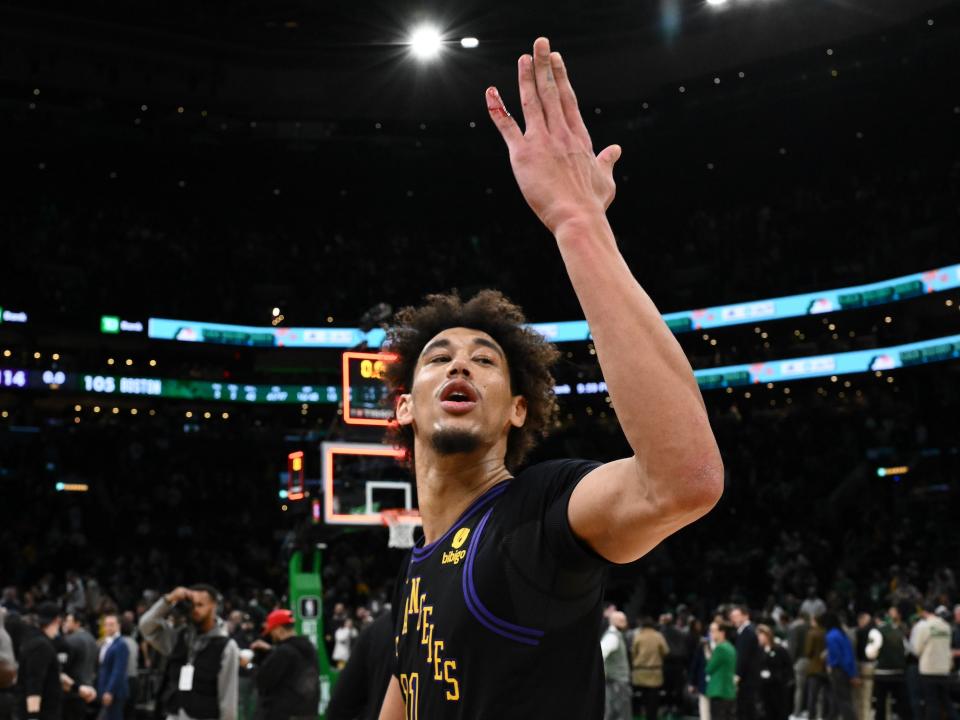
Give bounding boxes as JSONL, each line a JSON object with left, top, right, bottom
{"left": 706, "top": 0, "right": 728, "bottom": 5}
{"left": 460, "top": 37, "right": 479, "bottom": 49}
{"left": 409, "top": 25, "right": 443, "bottom": 60}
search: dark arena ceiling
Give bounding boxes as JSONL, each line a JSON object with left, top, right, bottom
{"left": 1, "top": 0, "right": 957, "bottom": 124}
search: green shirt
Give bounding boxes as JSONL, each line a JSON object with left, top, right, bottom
{"left": 706, "top": 640, "right": 737, "bottom": 700}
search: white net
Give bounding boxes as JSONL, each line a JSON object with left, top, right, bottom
{"left": 383, "top": 510, "right": 421, "bottom": 549}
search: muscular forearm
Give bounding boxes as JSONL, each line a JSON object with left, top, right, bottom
{"left": 554, "top": 214, "right": 722, "bottom": 490}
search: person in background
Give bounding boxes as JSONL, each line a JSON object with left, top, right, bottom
{"left": 601, "top": 611, "right": 632, "bottom": 720}
{"left": 632, "top": 617, "right": 669, "bottom": 720}
{"left": 706, "top": 622, "right": 738, "bottom": 720}
{"left": 910, "top": 602, "right": 958, "bottom": 720}
{"left": 730, "top": 607, "right": 760, "bottom": 720}
{"left": 19, "top": 603, "right": 64, "bottom": 720}
{"left": 688, "top": 618, "right": 710, "bottom": 720}
{"left": 0, "top": 608, "right": 19, "bottom": 720}
{"left": 804, "top": 615, "right": 829, "bottom": 720}
{"left": 951, "top": 605, "right": 960, "bottom": 673}
{"left": 139, "top": 585, "right": 238, "bottom": 720}
{"left": 229, "top": 614, "right": 258, "bottom": 720}
{"left": 97, "top": 614, "right": 130, "bottom": 720}
{"left": 757, "top": 624, "right": 792, "bottom": 720}
{"left": 249, "top": 610, "right": 317, "bottom": 720}
{"left": 331, "top": 619, "right": 357, "bottom": 671}
{"left": 119, "top": 618, "right": 139, "bottom": 720}
{"left": 661, "top": 612, "right": 690, "bottom": 720}
{"left": 853, "top": 613, "right": 875, "bottom": 720}
{"left": 867, "top": 606, "right": 911, "bottom": 720}
{"left": 327, "top": 612, "right": 393, "bottom": 720}
{"left": 60, "top": 612, "right": 98, "bottom": 720}
{"left": 787, "top": 612, "right": 810, "bottom": 720}
{"left": 822, "top": 613, "right": 857, "bottom": 720}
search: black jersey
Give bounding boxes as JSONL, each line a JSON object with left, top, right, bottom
{"left": 392, "top": 459, "right": 610, "bottom": 718}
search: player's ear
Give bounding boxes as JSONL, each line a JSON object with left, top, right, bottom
{"left": 509, "top": 395, "right": 527, "bottom": 429}
{"left": 395, "top": 393, "right": 414, "bottom": 427}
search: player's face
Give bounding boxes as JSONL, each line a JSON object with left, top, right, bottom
{"left": 397, "top": 327, "right": 526, "bottom": 459}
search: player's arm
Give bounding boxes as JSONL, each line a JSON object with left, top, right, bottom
{"left": 486, "top": 37, "right": 723, "bottom": 564}
{"left": 377, "top": 676, "right": 404, "bottom": 720}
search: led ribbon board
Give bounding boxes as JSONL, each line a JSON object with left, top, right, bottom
{"left": 145, "top": 263, "right": 960, "bottom": 347}
{"left": 4, "top": 333, "right": 960, "bottom": 403}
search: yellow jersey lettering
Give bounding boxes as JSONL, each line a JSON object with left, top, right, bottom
{"left": 433, "top": 640, "right": 445, "bottom": 680}
{"left": 444, "top": 660, "right": 460, "bottom": 701}
{"left": 420, "top": 606, "right": 433, "bottom": 646}
{"left": 441, "top": 549, "right": 467, "bottom": 565}
{"left": 408, "top": 578, "right": 421, "bottom": 615}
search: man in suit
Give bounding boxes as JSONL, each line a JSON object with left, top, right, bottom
{"left": 97, "top": 614, "right": 129, "bottom": 720}
{"left": 730, "top": 606, "right": 760, "bottom": 720}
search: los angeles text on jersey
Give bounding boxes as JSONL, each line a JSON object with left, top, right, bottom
{"left": 396, "top": 575, "right": 460, "bottom": 715}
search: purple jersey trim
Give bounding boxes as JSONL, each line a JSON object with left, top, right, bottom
{"left": 409, "top": 481, "right": 509, "bottom": 564}
{"left": 462, "top": 506, "right": 545, "bottom": 646}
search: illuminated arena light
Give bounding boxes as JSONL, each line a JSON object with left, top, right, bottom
{"left": 460, "top": 37, "right": 479, "bottom": 48}
{"left": 706, "top": 0, "right": 728, "bottom": 5}
{"left": 409, "top": 25, "right": 443, "bottom": 60}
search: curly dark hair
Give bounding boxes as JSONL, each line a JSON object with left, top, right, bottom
{"left": 383, "top": 290, "right": 560, "bottom": 472}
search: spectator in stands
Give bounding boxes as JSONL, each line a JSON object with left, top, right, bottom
{"left": 757, "top": 624, "right": 792, "bottom": 720}
{"left": 804, "top": 615, "right": 829, "bottom": 720}
{"left": 248, "top": 609, "right": 318, "bottom": 720}
{"left": 601, "top": 611, "right": 632, "bottom": 720}
{"left": 60, "top": 612, "right": 98, "bottom": 720}
{"left": 96, "top": 614, "right": 130, "bottom": 720}
{"left": 139, "top": 585, "right": 238, "bottom": 720}
{"left": 786, "top": 612, "right": 810, "bottom": 719}
{"left": 868, "top": 606, "right": 911, "bottom": 720}
{"left": 730, "top": 607, "right": 760, "bottom": 720}
{"left": 822, "top": 613, "right": 857, "bottom": 720}
{"left": 632, "top": 616, "right": 669, "bottom": 720}
{"left": 19, "top": 603, "right": 63, "bottom": 720}
{"left": 0, "top": 608, "right": 17, "bottom": 720}
{"left": 910, "top": 602, "right": 958, "bottom": 720}
{"left": 706, "top": 622, "right": 737, "bottom": 720}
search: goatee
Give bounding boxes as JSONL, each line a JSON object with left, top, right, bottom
{"left": 431, "top": 429, "right": 481, "bottom": 456}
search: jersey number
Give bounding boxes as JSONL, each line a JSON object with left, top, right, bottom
{"left": 399, "top": 673, "right": 419, "bottom": 720}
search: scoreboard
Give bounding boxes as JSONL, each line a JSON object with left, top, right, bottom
{"left": 341, "top": 351, "right": 395, "bottom": 426}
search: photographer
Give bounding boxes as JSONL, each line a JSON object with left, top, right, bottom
{"left": 139, "top": 586, "right": 238, "bottom": 720}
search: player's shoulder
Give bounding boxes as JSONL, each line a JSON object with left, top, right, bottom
{"left": 514, "top": 457, "right": 601, "bottom": 482}
{"left": 496, "top": 458, "right": 601, "bottom": 513}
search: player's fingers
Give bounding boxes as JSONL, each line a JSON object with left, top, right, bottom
{"left": 486, "top": 86, "right": 523, "bottom": 149}
{"left": 532, "top": 37, "right": 566, "bottom": 132}
{"left": 551, "top": 52, "right": 593, "bottom": 151}
{"left": 517, "top": 53, "right": 545, "bottom": 134}
{"left": 597, "top": 144, "right": 622, "bottom": 172}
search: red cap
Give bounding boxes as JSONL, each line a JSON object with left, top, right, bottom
{"left": 262, "top": 609, "right": 295, "bottom": 636}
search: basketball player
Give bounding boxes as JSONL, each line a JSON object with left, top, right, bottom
{"left": 377, "top": 36, "right": 724, "bottom": 718}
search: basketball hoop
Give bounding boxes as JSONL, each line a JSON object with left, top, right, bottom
{"left": 382, "top": 508, "right": 422, "bottom": 549}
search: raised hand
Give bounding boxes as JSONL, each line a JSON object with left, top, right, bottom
{"left": 486, "top": 37, "right": 621, "bottom": 234}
